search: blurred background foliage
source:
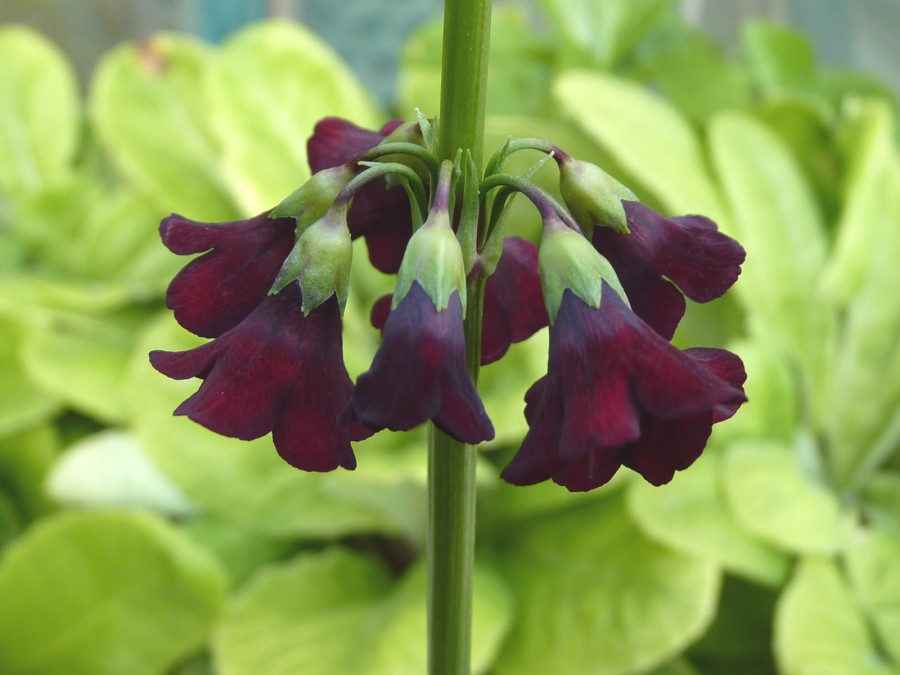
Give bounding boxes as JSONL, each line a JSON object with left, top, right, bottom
{"left": 0, "top": 1, "right": 899, "bottom": 674}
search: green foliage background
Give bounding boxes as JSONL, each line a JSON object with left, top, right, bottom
{"left": 1, "top": 2, "right": 899, "bottom": 673}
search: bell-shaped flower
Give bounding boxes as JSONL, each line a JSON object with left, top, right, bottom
{"left": 502, "top": 283, "right": 746, "bottom": 491}
{"left": 307, "top": 117, "right": 416, "bottom": 273}
{"left": 480, "top": 237, "right": 549, "bottom": 364}
{"left": 501, "top": 215, "right": 746, "bottom": 491}
{"left": 557, "top": 154, "right": 745, "bottom": 340}
{"left": 369, "top": 236, "right": 548, "bottom": 366}
{"left": 348, "top": 165, "right": 494, "bottom": 444}
{"left": 159, "top": 211, "right": 295, "bottom": 338}
{"left": 593, "top": 201, "right": 746, "bottom": 339}
{"left": 150, "top": 284, "right": 370, "bottom": 472}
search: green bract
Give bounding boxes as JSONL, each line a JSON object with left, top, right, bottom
{"left": 537, "top": 216, "right": 627, "bottom": 322}
{"left": 393, "top": 204, "right": 467, "bottom": 313}
{"left": 271, "top": 204, "right": 353, "bottom": 315}
{"left": 270, "top": 165, "right": 354, "bottom": 228}
{"left": 558, "top": 156, "right": 636, "bottom": 234}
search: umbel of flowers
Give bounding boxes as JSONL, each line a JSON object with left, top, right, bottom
{"left": 150, "top": 117, "right": 747, "bottom": 491}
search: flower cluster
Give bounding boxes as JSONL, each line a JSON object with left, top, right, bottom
{"left": 151, "top": 117, "right": 746, "bottom": 490}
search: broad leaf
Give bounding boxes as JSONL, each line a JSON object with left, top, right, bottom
{"left": 846, "top": 526, "right": 900, "bottom": 665}
{"left": 723, "top": 440, "right": 842, "bottom": 554}
{"left": 709, "top": 111, "right": 834, "bottom": 419}
{"left": 775, "top": 557, "right": 896, "bottom": 674}
{"left": 399, "top": 7, "right": 555, "bottom": 120}
{"left": 208, "top": 20, "right": 379, "bottom": 213}
{"left": 493, "top": 491, "right": 719, "bottom": 674}
{"left": 20, "top": 313, "right": 139, "bottom": 424}
{"left": 712, "top": 336, "right": 797, "bottom": 446}
{"left": 554, "top": 71, "right": 726, "bottom": 221}
{"left": 0, "top": 332, "right": 59, "bottom": 437}
{"left": 0, "top": 26, "right": 79, "bottom": 193}
{"left": 213, "top": 549, "right": 512, "bottom": 674}
{"left": 824, "top": 100, "right": 900, "bottom": 485}
{"left": 538, "top": 0, "right": 676, "bottom": 68}
{"left": 861, "top": 472, "right": 900, "bottom": 539}
{"left": 0, "top": 424, "right": 59, "bottom": 521}
{"left": 0, "top": 509, "right": 227, "bottom": 675}
{"left": 741, "top": 21, "right": 825, "bottom": 112}
{"left": 634, "top": 29, "right": 749, "bottom": 124}
{"left": 45, "top": 430, "right": 197, "bottom": 516}
{"left": 91, "top": 33, "right": 239, "bottom": 220}
{"left": 628, "top": 451, "right": 790, "bottom": 586}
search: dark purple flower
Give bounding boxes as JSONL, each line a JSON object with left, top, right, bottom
{"left": 369, "top": 238, "right": 548, "bottom": 366}
{"left": 160, "top": 211, "right": 295, "bottom": 338}
{"left": 308, "top": 117, "right": 413, "bottom": 273}
{"left": 349, "top": 282, "right": 494, "bottom": 444}
{"left": 481, "top": 237, "right": 548, "bottom": 364}
{"left": 592, "top": 201, "right": 745, "bottom": 340}
{"left": 501, "top": 284, "right": 746, "bottom": 491}
{"left": 150, "top": 284, "right": 370, "bottom": 472}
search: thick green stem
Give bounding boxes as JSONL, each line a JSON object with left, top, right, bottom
{"left": 428, "top": 1, "right": 492, "bottom": 674}
{"left": 438, "top": 0, "right": 492, "bottom": 167}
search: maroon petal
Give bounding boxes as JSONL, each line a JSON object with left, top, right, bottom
{"left": 351, "top": 283, "right": 494, "bottom": 444}
{"left": 307, "top": 118, "right": 413, "bottom": 274}
{"left": 150, "top": 284, "right": 360, "bottom": 472}
{"left": 501, "top": 391, "right": 565, "bottom": 486}
{"left": 370, "top": 294, "right": 392, "bottom": 331}
{"left": 592, "top": 201, "right": 744, "bottom": 339}
{"left": 684, "top": 347, "right": 748, "bottom": 421}
{"left": 161, "top": 212, "right": 295, "bottom": 338}
{"left": 481, "top": 238, "right": 548, "bottom": 364}
{"left": 551, "top": 451, "right": 622, "bottom": 492}
{"left": 347, "top": 184, "right": 414, "bottom": 273}
{"left": 621, "top": 411, "right": 714, "bottom": 486}
{"left": 307, "top": 117, "right": 403, "bottom": 173}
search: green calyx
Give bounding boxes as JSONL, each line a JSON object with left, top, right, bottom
{"left": 269, "top": 165, "right": 354, "bottom": 233}
{"left": 538, "top": 216, "right": 629, "bottom": 323}
{"left": 393, "top": 203, "right": 467, "bottom": 313}
{"left": 269, "top": 203, "right": 352, "bottom": 316}
{"left": 558, "top": 157, "right": 636, "bottom": 235}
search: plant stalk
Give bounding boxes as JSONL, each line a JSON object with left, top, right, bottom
{"left": 428, "top": 0, "right": 492, "bottom": 673}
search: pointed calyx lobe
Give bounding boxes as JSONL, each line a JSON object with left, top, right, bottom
{"left": 160, "top": 211, "right": 294, "bottom": 338}
{"left": 151, "top": 284, "right": 370, "bottom": 472}
{"left": 307, "top": 117, "right": 414, "bottom": 273}
{"left": 502, "top": 284, "right": 746, "bottom": 491}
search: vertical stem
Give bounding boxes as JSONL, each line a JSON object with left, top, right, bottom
{"left": 429, "top": 1, "right": 492, "bottom": 674}
{"left": 438, "top": 0, "right": 492, "bottom": 167}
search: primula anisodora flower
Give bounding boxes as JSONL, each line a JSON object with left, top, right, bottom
{"left": 349, "top": 160, "right": 494, "bottom": 444}
{"left": 592, "top": 201, "right": 746, "bottom": 340}
{"left": 501, "top": 283, "right": 746, "bottom": 491}
{"left": 481, "top": 237, "right": 548, "bottom": 364}
{"left": 150, "top": 284, "right": 370, "bottom": 472}
{"left": 307, "top": 117, "right": 414, "bottom": 273}
{"left": 369, "top": 237, "right": 548, "bottom": 365}
{"left": 351, "top": 282, "right": 494, "bottom": 444}
{"left": 160, "top": 211, "right": 294, "bottom": 337}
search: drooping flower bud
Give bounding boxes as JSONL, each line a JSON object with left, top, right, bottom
{"left": 347, "top": 160, "right": 494, "bottom": 444}
{"left": 557, "top": 155, "right": 636, "bottom": 235}
{"left": 270, "top": 165, "right": 354, "bottom": 233}
{"left": 270, "top": 202, "right": 352, "bottom": 316}
{"left": 392, "top": 180, "right": 467, "bottom": 314}
{"left": 537, "top": 213, "right": 627, "bottom": 323}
